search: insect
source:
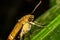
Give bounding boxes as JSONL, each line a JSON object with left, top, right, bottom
{"left": 7, "top": 0, "right": 42, "bottom": 40}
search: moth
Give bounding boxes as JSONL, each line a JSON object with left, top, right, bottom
{"left": 7, "top": 0, "right": 42, "bottom": 40}
{"left": 7, "top": 15, "right": 34, "bottom": 40}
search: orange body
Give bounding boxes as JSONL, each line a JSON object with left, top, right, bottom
{"left": 7, "top": 15, "right": 34, "bottom": 40}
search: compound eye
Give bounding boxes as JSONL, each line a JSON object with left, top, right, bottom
{"left": 28, "top": 16, "right": 34, "bottom": 22}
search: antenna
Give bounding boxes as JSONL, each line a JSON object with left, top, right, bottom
{"left": 29, "top": 1, "right": 44, "bottom": 27}
{"left": 30, "top": 0, "right": 42, "bottom": 14}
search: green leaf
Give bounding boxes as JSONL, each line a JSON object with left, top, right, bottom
{"left": 24, "top": 4, "right": 60, "bottom": 40}
{"left": 31, "top": 4, "right": 60, "bottom": 40}
{"left": 32, "top": 14, "right": 60, "bottom": 40}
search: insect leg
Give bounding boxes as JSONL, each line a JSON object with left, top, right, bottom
{"left": 29, "top": 22, "right": 45, "bottom": 27}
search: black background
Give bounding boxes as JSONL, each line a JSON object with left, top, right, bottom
{"left": 0, "top": 0, "right": 49, "bottom": 40}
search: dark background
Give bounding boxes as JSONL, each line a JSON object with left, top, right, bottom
{"left": 0, "top": 0, "right": 49, "bottom": 40}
